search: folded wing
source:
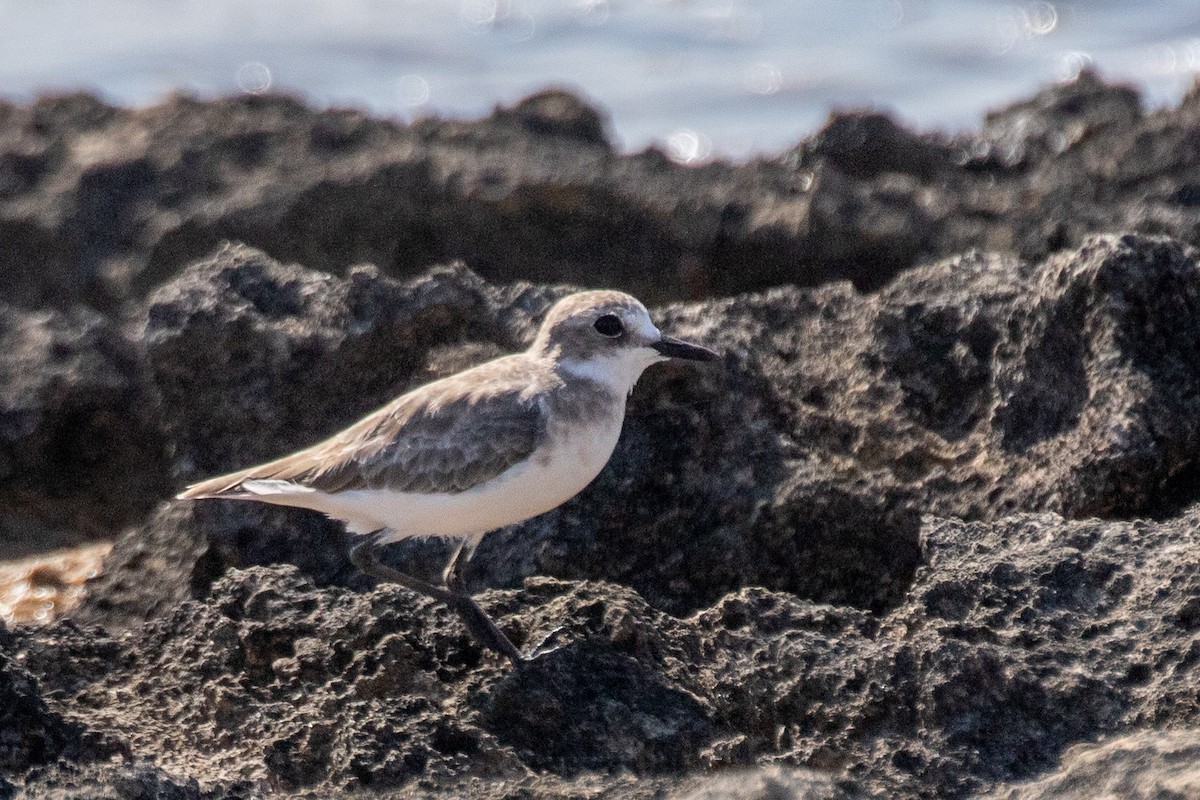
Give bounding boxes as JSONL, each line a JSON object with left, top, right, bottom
{"left": 178, "top": 375, "right": 548, "bottom": 499}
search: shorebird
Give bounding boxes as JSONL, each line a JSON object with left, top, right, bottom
{"left": 178, "top": 290, "right": 719, "bottom": 666}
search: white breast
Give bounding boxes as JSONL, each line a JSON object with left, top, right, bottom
{"left": 294, "top": 413, "right": 626, "bottom": 542}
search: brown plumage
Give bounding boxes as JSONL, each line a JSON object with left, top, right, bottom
{"left": 177, "top": 355, "right": 556, "bottom": 498}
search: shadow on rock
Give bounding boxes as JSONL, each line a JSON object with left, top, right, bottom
{"left": 0, "top": 302, "right": 170, "bottom": 558}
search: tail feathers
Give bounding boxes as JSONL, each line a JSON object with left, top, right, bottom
{"left": 176, "top": 473, "right": 316, "bottom": 500}
{"left": 241, "top": 479, "right": 316, "bottom": 496}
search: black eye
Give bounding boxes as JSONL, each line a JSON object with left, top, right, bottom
{"left": 593, "top": 314, "right": 623, "bottom": 337}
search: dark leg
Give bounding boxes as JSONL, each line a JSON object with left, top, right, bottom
{"left": 442, "top": 537, "right": 471, "bottom": 593}
{"left": 350, "top": 533, "right": 525, "bottom": 668}
{"left": 350, "top": 533, "right": 458, "bottom": 604}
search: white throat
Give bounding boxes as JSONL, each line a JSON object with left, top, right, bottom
{"left": 558, "top": 350, "right": 665, "bottom": 396}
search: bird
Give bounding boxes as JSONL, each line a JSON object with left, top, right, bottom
{"left": 177, "top": 290, "right": 720, "bottom": 666}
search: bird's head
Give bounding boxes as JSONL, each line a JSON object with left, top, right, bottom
{"left": 532, "top": 290, "right": 719, "bottom": 394}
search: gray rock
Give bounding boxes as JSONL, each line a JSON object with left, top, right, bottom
{"left": 0, "top": 302, "right": 170, "bottom": 557}
{"left": 22, "top": 568, "right": 725, "bottom": 794}
{"left": 68, "top": 503, "right": 219, "bottom": 630}
{"left": 15, "top": 504, "right": 1200, "bottom": 797}
{"left": 16, "top": 763, "right": 214, "bottom": 800}
{"left": 0, "top": 627, "right": 79, "bottom": 786}
{"left": 669, "top": 766, "right": 858, "bottom": 799}
{"left": 5, "top": 74, "right": 1200, "bottom": 316}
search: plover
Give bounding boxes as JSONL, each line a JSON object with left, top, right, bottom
{"left": 178, "top": 290, "right": 719, "bottom": 666}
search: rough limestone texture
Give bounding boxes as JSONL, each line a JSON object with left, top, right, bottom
{"left": 5, "top": 78, "right": 1200, "bottom": 797}
{"left": 12, "top": 506, "right": 1200, "bottom": 798}
{"left": 0, "top": 627, "right": 77, "bottom": 781}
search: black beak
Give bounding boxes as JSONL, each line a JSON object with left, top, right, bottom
{"left": 652, "top": 335, "right": 721, "bottom": 362}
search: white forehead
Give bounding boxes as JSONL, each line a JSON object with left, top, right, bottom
{"left": 630, "top": 307, "right": 660, "bottom": 341}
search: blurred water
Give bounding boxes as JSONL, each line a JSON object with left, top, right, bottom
{"left": 1, "top": 0, "right": 1198, "bottom": 158}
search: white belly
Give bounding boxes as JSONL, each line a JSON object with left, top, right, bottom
{"left": 304, "top": 416, "right": 624, "bottom": 541}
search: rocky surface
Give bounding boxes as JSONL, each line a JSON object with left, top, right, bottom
{"left": 0, "top": 626, "right": 80, "bottom": 780}
{"left": 0, "top": 303, "right": 170, "bottom": 558}
{"left": 3, "top": 73, "right": 1200, "bottom": 316}
{"left": 12, "top": 507, "right": 1200, "bottom": 798}
{"left": 4, "top": 75, "right": 1200, "bottom": 797}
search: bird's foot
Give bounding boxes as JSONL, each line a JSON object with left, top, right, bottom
{"left": 351, "top": 533, "right": 527, "bottom": 669}
{"left": 523, "top": 624, "right": 569, "bottom": 660}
